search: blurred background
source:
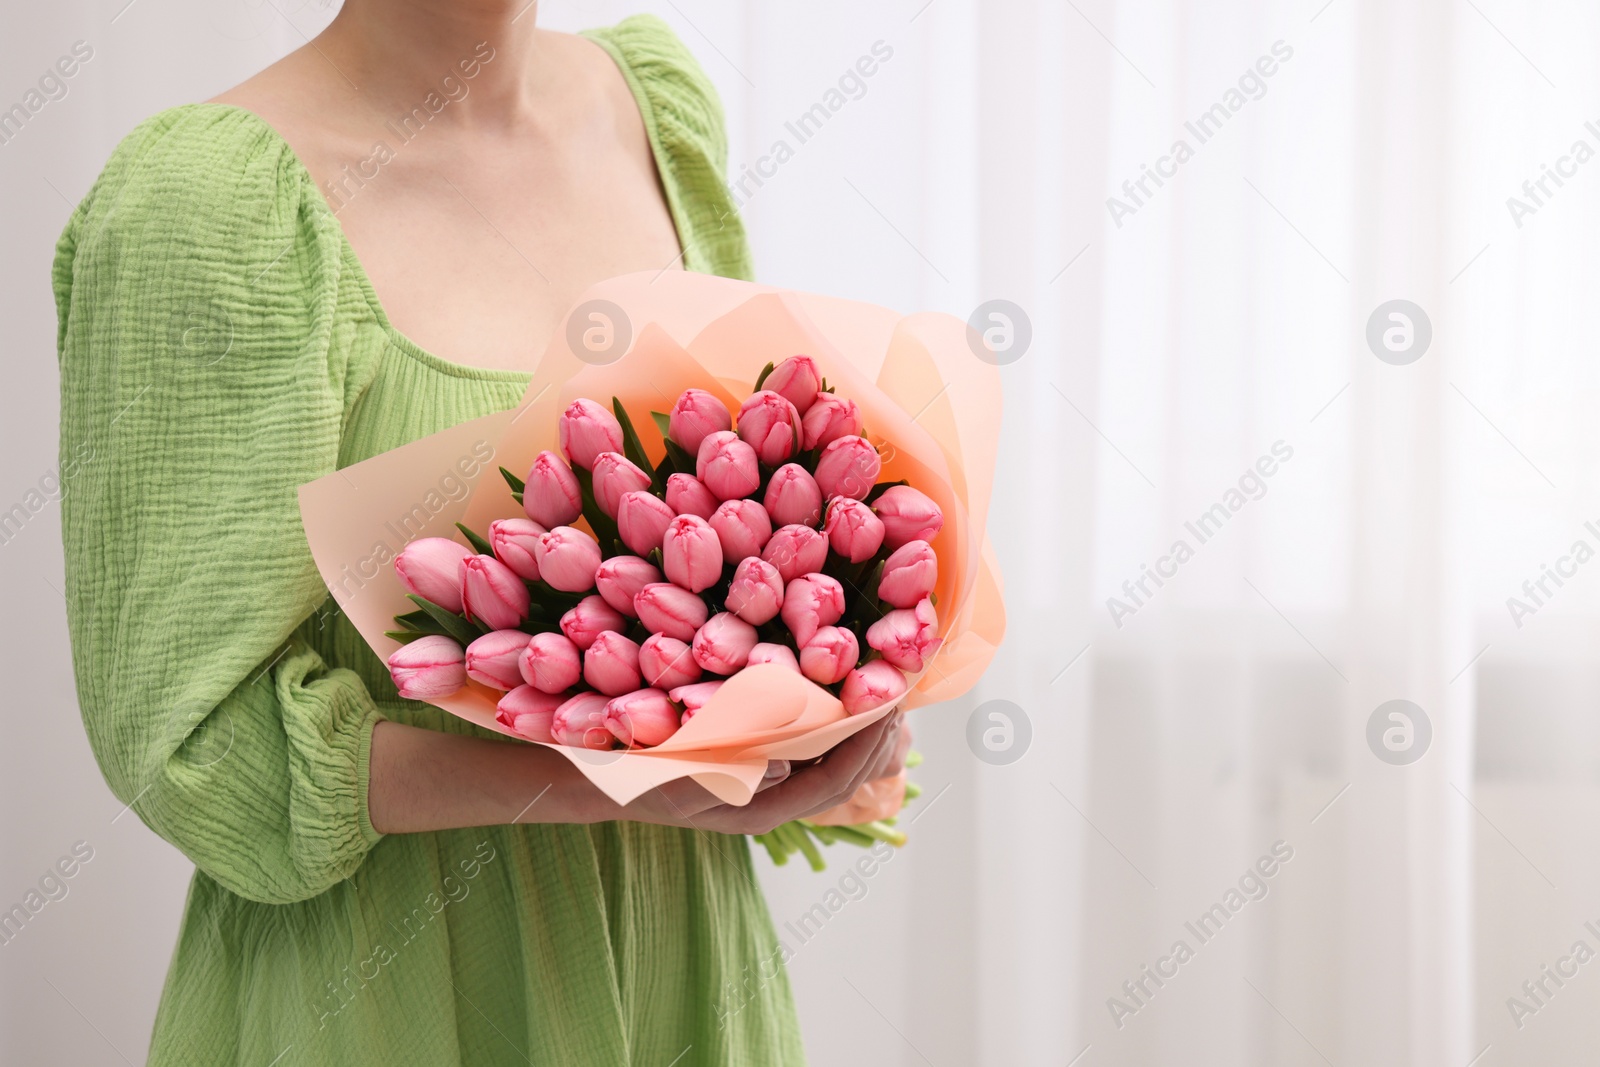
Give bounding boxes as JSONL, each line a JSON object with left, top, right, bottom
{"left": 6, "top": 0, "right": 1599, "bottom": 1063}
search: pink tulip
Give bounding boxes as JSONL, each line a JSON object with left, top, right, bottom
{"left": 387, "top": 635, "right": 466, "bottom": 700}
{"left": 464, "top": 629, "right": 532, "bottom": 691}
{"left": 519, "top": 631, "right": 582, "bottom": 693}
{"left": 583, "top": 630, "right": 643, "bottom": 696}
{"left": 709, "top": 499, "right": 772, "bottom": 564}
{"left": 877, "top": 540, "right": 937, "bottom": 608}
{"left": 665, "top": 473, "right": 717, "bottom": 519}
{"left": 489, "top": 518, "right": 546, "bottom": 581}
{"left": 866, "top": 597, "right": 943, "bottom": 673}
{"left": 736, "top": 390, "right": 802, "bottom": 466}
{"left": 874, "top": 485, "right": 944, "bottom": 549}
{"left": 764, "top": 355, "right": 822, "bottom": 414}
{"left": 747, "top": 642, "right": 800, "bottom": 673}
{"left": 523, "top": 451, "right": 582, "bottom": 528}
{"left": 725, "top": 556, "right": 784, "bottom": 625}
{"left": 496, "top": 685, "right": 561, "bottom": 741}
{"left": 669, "top": 679, "right": 724, "bottom": 720}
{"left": 668, "top": 388, "right": 732, "bottom": 455}
{"left": 781, "top": 572, "right": 845, "bottom": 646}
{"left": 591, "top": 451, "right": 653, "bottom": 518}
{"left": 617, "top": 490, "right": 674, "bottom": 556}
{"left": 823, "top": 497, "right": 885, "bottom": 564}
{"left": 801, "top": 393, "right": 863, "bottom": 450}
{"left": 813, "top": 436, "right": 882, "bottom": 501}
{"left": 839, "top": 660, "right": 908, "bottom": 715}
{"left": 762, "top": 524, "right": 828, "bottom": 584}
{"left": 560, "top": 595, "right": 626, "bottom": 652}
{"left": 461, "top": 555, "right": 530, "bottom": 630}
{"left": 595, "top": 555, "right": 661, "bottom": 618}
{"left": 692, "top": 612, "right": 759, "bottom": 675}
{"left": 662, "top": 514, "right": 724, "bottom": 592}
{"left": 764, "top": 464, "right": 822, "bottom": 528}
{"left": 558, "top": 398, "right": 624, "bottom": 471}
{"left": 634, "top": 582, "right": 710, "bottom": 642}
{"left": 695, "top": 430, "right": 761, "bottom": 501}
{"left": 552, "top": 692, "right": 614, "bottom": 749}
{"left": 638, "top": 633, "right": 702, "bottom": 690}
{"left": 604, "top": 688, "right": 681, "bottom": 747}
{"left": 535, "top": 526, "right": 601, "bottom": 593}
{"left": 800, "top": 626, "right": 859, "bottom": 685}
{"left": 394, "top": 538, "right": 474, "bottom": 613}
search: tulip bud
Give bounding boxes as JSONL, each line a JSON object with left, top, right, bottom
{"left": 866, "top": 597, "right": 943, "bottom": 673}
{"left": 661, "top": 514, "right": 724, "bottom": 592}
{"left": 709, "top": 499, "right": 772, "bottom": 564}
{"left": 583, "top": 630, "right": 643, "bottom": 696}
{"left": 461, "top": 555, "right": 530, "bottom": 630}
{"left": 764, "top": 355, "right": 822, "bottom": 414}
{"left": 560, "top": 595, "right": 626, "bottom": 652}
{"left": 839, "top": 659, "right": 909, "bottom": 715}
{"left": 387, "top": 635, "right": 467, "bottom": 700}
{"left": 496, "top": 685, "right": 561, "bottom": 742}
{"left": 552, "top": 692, "right": 614, "bottom": 749}
{"left": 665, "top": 473, "right": 717, "bottom": 519}
{"left": 877, "top": 540, "right": 937, "bottom": 609}
{"left": 800, "top": 626, "right": 859, "bottom": 685}
{"left": 669, "top": 679, "right": 724, "bottom": 720}
{"left": 394, "top": 537, "right": 474, "bottom": 613}
{"left": 725, "top": 557, "right": 784, "bottom": 625}
{"left": 695, "top": 430, "right": 761, "bottom": 501}
{"left": 634, "top": 582, "right": 711, "bottom": 642}
{"left": 464, "top": 629, "right": 532, "bottom": 691}
{"left": 764, "top": 464, "right": 823, "bottom": 528}
{"left": 736, "top": 390, "right": 802, "bottom": 466}
{"left": 558, "top": 398, "right": 624, "bottom": 470}
{"left": 813, "top": 436, "right": 882, "bottom": 501}
{"left": 591, "top": 452, "right": 653, "bottom": 518}
{"left": 535, "top": 526, "right": 602, "bottom": 593}
{"left": 488, "top": 518, "right": 546, "bottom": 581}
{"left": 523, "top": 450, "right": 582, "bottom": 528}
{"left": 604, "top": 688, "right": 681, "bottom": 747}
{"left": 781, "top": 572, "right": 845, "bottom": 647}
{"left": 668, "top": 388, "right": 733, "bottom": 455}
{"left": 616, "top": 490, "right": 674, "bottom": 556}
{"left": 747, "top": 642, "right": 800, "bottom": 673}
{"left": 762, "top": 524, "right": 828, "bottom": 584}
{"left": 519, "top": 631, "right": 583, "bottom": 693}
{"left": 801, "top": 393, "right": 863, "bottom": 450}
{"left": 823, "top": 497, "right": 886, "bottom": 564}
{"left": 595, "top": 555, "right": 662, "bottom": 618}
{"left": 638, "top": 633, "right": 702, "bottom": 690}
{"left": 692, "top": 612, "right": 759, "bottom": 675}
{"left": 874, "top": 485, "right": 944, "bottom": 550}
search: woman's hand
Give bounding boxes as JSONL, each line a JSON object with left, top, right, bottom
{"left": 618, "top": 711, "right": 906, "bottom": 835}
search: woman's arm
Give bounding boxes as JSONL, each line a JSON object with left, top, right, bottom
{"left": 367, "top": 712, "right": 905, "bottom": 836}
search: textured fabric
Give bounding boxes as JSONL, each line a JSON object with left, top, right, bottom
{"left": 55, "top": 16, "right": 800, "bottom": 1066}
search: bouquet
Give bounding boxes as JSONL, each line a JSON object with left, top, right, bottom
{"left": 298, "top": 270, "right": 1004, "bottom": 868}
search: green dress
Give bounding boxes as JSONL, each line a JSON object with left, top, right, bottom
{"left": 54, "top": 16, "right": 805, "bottom": 1066}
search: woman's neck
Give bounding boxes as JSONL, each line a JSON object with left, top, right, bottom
{"left": 316, "top": 0, "right": 547, "bottom": 129}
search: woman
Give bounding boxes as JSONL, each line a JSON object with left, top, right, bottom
{"left": 53, "top": 3, "right": 907, "bottom": 1063}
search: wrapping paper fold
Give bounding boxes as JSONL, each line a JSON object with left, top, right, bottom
{"left": 299, "top": 270, "right": 1005, "bottom": 809}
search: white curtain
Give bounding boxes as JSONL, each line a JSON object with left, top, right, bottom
{"left": 7, "top": 1, "right": 1600, "bottom": 1064}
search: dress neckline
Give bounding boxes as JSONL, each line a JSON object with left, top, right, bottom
{"left": 189, "top": 27, "right": 690, "bottom": 385}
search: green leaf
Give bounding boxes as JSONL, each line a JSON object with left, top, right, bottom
{"left": 385, "top": 629, "right": 427, "bottom": 643}
{"left": 456, "top": 522, "right": 493, "bottom": 557}
{"left": 572, "top": 465, "right": 621, "bottom": 552}
{"left": 612, "top": 398, "right": 652, "bottom": 473}
{"left": 406, "top": 594, "right": 482, "bottom": 645}
{"left": 651, "top": 410, "right": 673, "bottom": 438}
{"left": 753, "top": 360, "right": 776, "bottom": 392}
{"left": 499, "top": 466, "right": 526, "bottom": 494}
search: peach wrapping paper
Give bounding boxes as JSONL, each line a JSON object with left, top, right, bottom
{"left": 299, "top": 270, "right": 1005, "bottom": 811}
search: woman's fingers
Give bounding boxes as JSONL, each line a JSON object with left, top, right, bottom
{"left": 870, "top": 719, "right": 913, "bottom": 781}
